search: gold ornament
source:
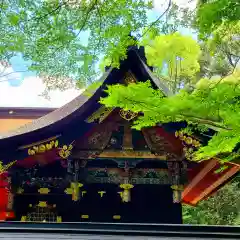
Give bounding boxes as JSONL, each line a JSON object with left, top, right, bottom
{"left": 82, "top": 191, "right": 87, "bottom": 197}
{"left": 57, "top": 216, "right": 62, "bottom": 223}
{"left": 98, "top": 191, "right": 106, "bottom": 198}
{"left": 185, "top": 137, "right": 192, "bottom": 145}
{"left": 171, "top": 185, "right": 184, "bottom": 191}
{"left": 38, "top": 201, "right": 47, "bottom": 207}
{"left": 21, "top": 216, "right": 26, "bottom": 222}
{"left": 119, "top": 183, "right": 134, "bottom": 202}
{"left": 28, "top": 140, "right": 58, "bottom": 156}
{"left": 119, "top": 109, "right": 138, "bottom": 121}
{"left": 65, "top": 182, "right": 83, "bottom": 201}
{"left": 59, "top": 144, "right": 73, "bottom": 159}
{"left": 38, "top": 188, "right": 50, "bottom": 194}
{"left": 171, "top": 185, "right": 184, "bottom": 203}
{"left": 0, "top": 160, "right": 17, "bottom": 174}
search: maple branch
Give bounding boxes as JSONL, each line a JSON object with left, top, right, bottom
{"left": 120, "top": 96, "right": 231, "bottom": 131}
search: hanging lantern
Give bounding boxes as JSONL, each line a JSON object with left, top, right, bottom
{"left": 171, "top": 185, "right": 184, "bottom": 203}
{"left": 119, "top": 183, "right": 134, "bottom": 202}
{"left": 71, "top": 182, "right": 83, "bottom": 201}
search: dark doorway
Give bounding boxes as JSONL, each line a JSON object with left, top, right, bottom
{"left": 76, "top": 184, "right": 182, "bottom": 224}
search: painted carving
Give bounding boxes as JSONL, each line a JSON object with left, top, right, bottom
{"left": 142, "top": 128, "right": 179, "bottom": 160}
{"left": 86, "top": 168, "right": 170, "bottom": 184}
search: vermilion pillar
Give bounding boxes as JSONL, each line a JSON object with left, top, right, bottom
{"left": 0, "top": 172, "right": 15, "bottom": 221}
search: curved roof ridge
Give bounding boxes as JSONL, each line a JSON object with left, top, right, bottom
{"left": 0, "top": 69, "right": 112, "bottom": 139}
{"left": 0, "top": 47, "right": 172, "bottom": 140}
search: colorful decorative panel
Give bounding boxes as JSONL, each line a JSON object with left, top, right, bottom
{"left": 86, "top": 168, "right": 171, "bottom": 185}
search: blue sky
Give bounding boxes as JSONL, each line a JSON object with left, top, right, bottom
{"left": 0, "top": 0, "right": 196, "bottom": 108}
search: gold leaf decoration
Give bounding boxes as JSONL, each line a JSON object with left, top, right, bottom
{"left": 119, "top": 109, "right": 138, "bottom": 121}
{"left": 38, "top": 188, "right": 50, "bottom": 194}
{"left": 175, "top": 131, "right": 201, "bottom": 148}
{"left": 64, "top": 188, "right": 73, "bottom": 195}
{"left": 59, "top": 144, "right": 73, "bottom": 159}
{"left": 0, "top": 160, "right": 17, "bottom": 174}
{"left": 98, "top": 191, "right": 106, "bottom": 198}
{"left": 38, "top": 201, "right": 47, "bottom": 207}
{"left": 28, "top": 140, "right": 58, "bottom": 156}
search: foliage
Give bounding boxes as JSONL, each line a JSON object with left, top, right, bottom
{"left": 0, "top": 0, "right": 153, "bottom": 89}
{"left": 195, "top": 0, "right": 240, "bottom": 39}
{"left": 101, "top": 67, "right": 240, "bottom": 162}
{"left": 208, "top": 20, "right": 240, "bottom": 69}
{"left": 198, "top": 43, "right": 232, "bottom": 79}
{"left": 100, "top": 1, "right": 240, "bottom": 163}
{"left": 183, "top": 180, "right": 240, "bottom": 225}
{"left": 140, "top": 32, "right": 201, "bottom": 93}
{"left": 0, "top": 0, "right": 199, "bottom": 90}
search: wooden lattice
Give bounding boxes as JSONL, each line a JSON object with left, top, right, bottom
{"left": 26, "top": 206, "right": 57, "bottom": 222}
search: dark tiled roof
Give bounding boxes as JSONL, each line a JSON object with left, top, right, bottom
{"left": 0, "top": 107, "right": 56, "bottom": 118}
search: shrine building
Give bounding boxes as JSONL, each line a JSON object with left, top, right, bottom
{"left": 0, "top": 46, "right": 239, "bottom": 223}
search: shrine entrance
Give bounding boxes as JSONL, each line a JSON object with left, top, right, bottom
{"left": 76, "top": 184, "right": 182, "bottom": 224}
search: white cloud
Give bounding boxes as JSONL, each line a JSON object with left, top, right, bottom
{"left": 153, "top": 0, "right": 197, "bottom": 11}
{"left": 0, "top": 62, "right": 82, "bottom": 108}
{"left": 0, "top": 75, "right": 82, "bottom": 108}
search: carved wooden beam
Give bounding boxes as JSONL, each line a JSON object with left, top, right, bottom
{"left": 72, "top": 150, "right": 166, "bottom": 160}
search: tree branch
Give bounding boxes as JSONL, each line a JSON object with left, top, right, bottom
{"left": 140, "top": 0, "right": 172, "bottom": 38}
{"left": 28, "top": 2, "right": 66, "bottom": 22}
{"left": 0, "top": 70, "right": 27, "bottom": 79}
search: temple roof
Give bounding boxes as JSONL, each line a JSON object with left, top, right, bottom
{"left": 0, "top": 107, "right": 56, "bottom": 119}
{"left": 0, "top": 47, "right": 170, "bottom": 142}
